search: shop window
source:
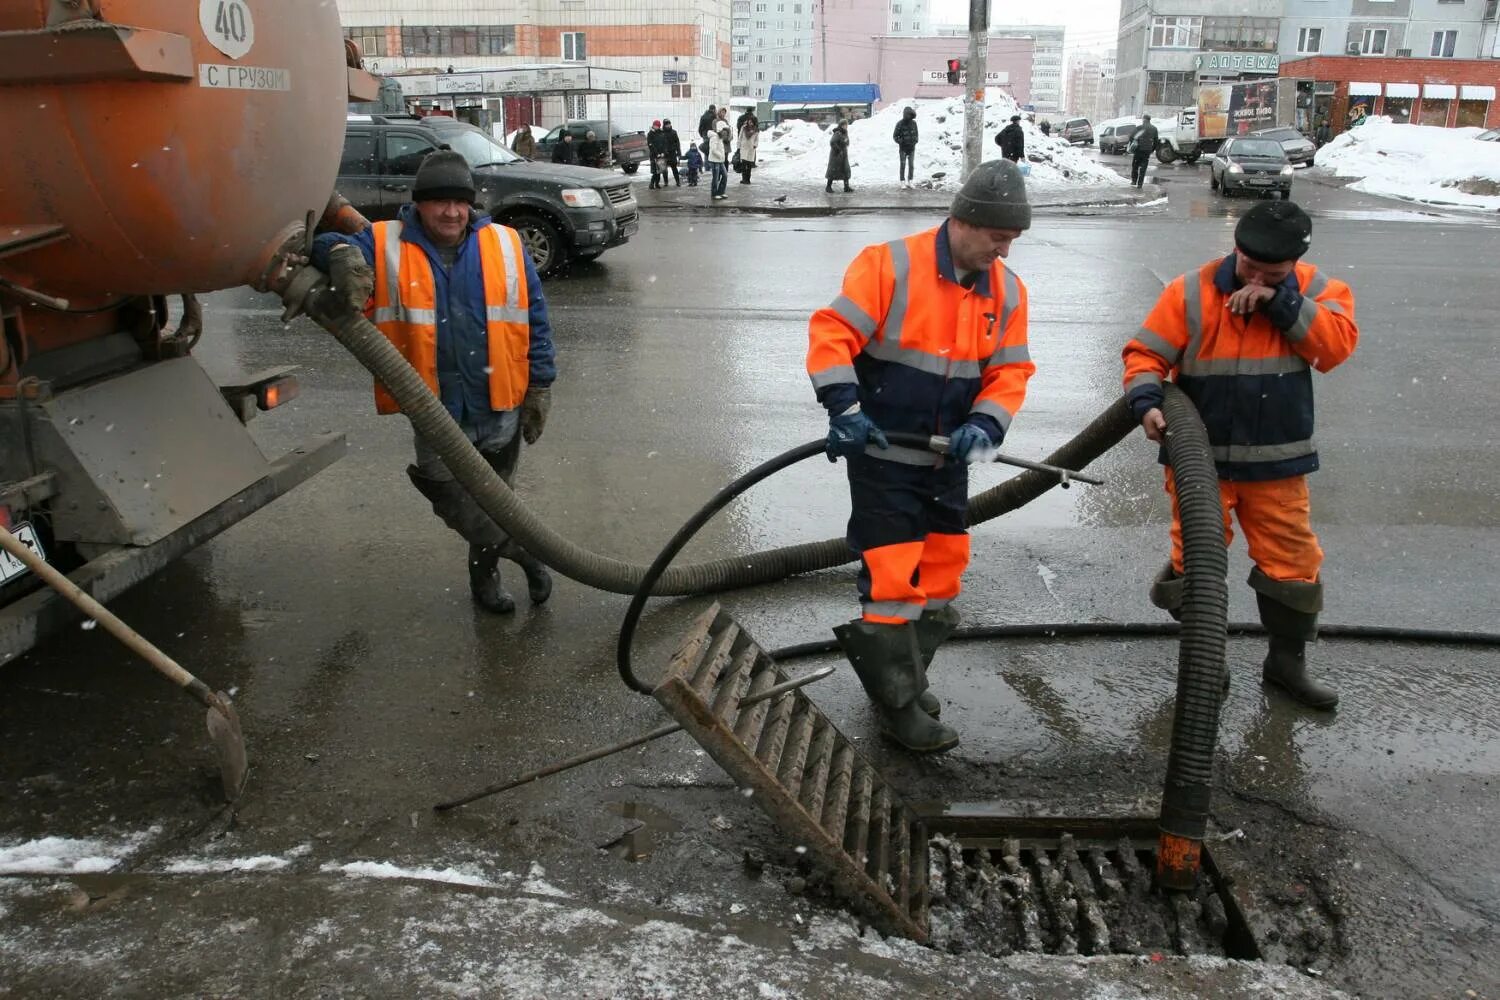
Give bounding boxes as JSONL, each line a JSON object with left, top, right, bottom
{"left": 1419, "top": 98, "right": 1451, "bottom": 126}
{"left": 1456, "top": 99, "right": 1489, "bottom": 128}
{"left": 1383, "top": 96, "right": 1412, "bottom": 123}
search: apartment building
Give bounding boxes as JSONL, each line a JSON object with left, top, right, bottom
{"left": 336, "top": 0, "right": 731, "bottom": 130}
{"left": 732, "top": 0, "right": 816, "bottom": 100}
{"left": 1067, "top": 49, "right": 1117, "bottom": 121}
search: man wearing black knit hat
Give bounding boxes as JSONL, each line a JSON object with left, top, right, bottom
{"left": 312, "top": 150, "right": 557, "bottom": 615}
{"left": 1122, "top": 201, "right": 1360, "bottom": 709}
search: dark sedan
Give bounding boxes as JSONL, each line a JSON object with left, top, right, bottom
{"left": 1209, "top": 137, "right": 1294, "bottom": 199}
{"left": 1249, "top": 126, "right": 1317, "bottom": 167}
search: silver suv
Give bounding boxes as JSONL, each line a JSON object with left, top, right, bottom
{"left": 1060, "top": 117, "right": 1094, "bottom": 146}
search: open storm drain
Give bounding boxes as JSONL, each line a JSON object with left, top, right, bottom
{"left": 919, "top": 818, "right": 1258, "bottom": 959}
{"left": 652, "top": 605, "right": 1266, "bottom": 961}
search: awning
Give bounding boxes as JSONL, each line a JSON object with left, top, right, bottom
{"left": 1423, "top": 83, "right": 1457, "bottom": 100}
{"left": 1461, "top": 85, "right": 1496, "bottom": 101}
{"left": 1385, "top": 83, "right": 1419, "bottom": 99}
{"left": 1349, "top": 81, "right": 1380, "bottom": 96}
{"left": 767, "top": 83, "right": 880, "bottom": 105}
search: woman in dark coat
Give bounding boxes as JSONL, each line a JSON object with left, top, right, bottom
{"left": 661, "top": 119, "right": 683, "bottom": 186}
{"left": 825, "top": 119, "right": 852, "bottom": 193}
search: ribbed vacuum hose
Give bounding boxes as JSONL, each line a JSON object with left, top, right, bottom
{"left": 303, "top": 291, "right": 1135, "bottom": 597}
{"left": 1154, "top": 383, "right": 1230, "bottom": 890}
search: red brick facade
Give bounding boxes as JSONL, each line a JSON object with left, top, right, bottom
{"left": 1281, "top": 55, "right": 1500, "bottom": 133}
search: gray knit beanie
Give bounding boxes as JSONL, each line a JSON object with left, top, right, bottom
{"left": 949, "top": 159, "right": 1031, "bottom": 231}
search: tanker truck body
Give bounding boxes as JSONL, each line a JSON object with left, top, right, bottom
{"left": 0, "top": 0, "right": 373, "bottom": 663}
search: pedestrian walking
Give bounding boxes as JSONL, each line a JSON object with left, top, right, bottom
{"left": 647, "top": 119, "right": 665, "bottom": 189}
{"left": 707, "top": 119, "right": 732, "bottom": 200}
{"left": 698, "top": 103, "right": 717, "bottom": 142}
{"left": 1122, "top": 201, "right": 1359, "bottom": 709}
{"left": 1039, "top": 120, "right": 1051, "bottom": 137}
{"left": 805, "top": 160, "right": 1037, "bottom": 752}
{"left": 825, "top": 119, "right": 853, "bottom": 193}
{"left": 735, "top": 112, "right": 759, "bottom": 184}
{"left": 1128, "top": 114, "right": 1157, "bottom": 188}
{"left": 661, "top": 119, "right": 683, "bottom": 186}
{"left": 996, "top": 114, "right": 1025, "bottom": 163}
{"left": 510, "top": 123, "right": 536, "bottom": 159}
{"left": 685, "top": 143, "right": 703, "bottom": 186}
{"left": 314, "top": 151, "right": 557, "bottom": 614}
{"left": 551, "top": 132, "right": 577, "bottom": 165}
{"left": 892, "top": 105, "right": 919, "bottom": 187}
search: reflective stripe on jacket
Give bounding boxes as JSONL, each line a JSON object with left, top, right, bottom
{"left": 1122, "top": 253, "right": 1358, "bottom": 481}
{"left": 807, "top": 222, "right": 1035, "bottom": 466}
{"left": 370, "top": 219, "right": 532, "bottom": 416}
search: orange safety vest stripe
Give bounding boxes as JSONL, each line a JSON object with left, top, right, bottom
{"left": 369, "top": 221, "right": 532, "bottom": 415}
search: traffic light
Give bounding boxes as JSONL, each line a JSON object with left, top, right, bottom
{"left": 946, "top": 58, "right": 963, "bottom": 85}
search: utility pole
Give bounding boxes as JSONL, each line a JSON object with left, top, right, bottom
{"left": 962, "top": 0, "right": 988, "bottom": 180}
{"left": 819, "top": 0, "right": 828, "bottom": 82}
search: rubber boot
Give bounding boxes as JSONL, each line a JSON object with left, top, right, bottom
{"left": 468, "top": 544, "right": 516, "bottom": 614}
{"left": 912, "top": 606, "right": 962, "bottom": 718}
{"left": 825, "top": 180, "right": 833, "bottom": 192}
{"left": 843, "top": 182, "right": 854, "bottom": 193}
{"left": 833, "top": 620, "right": 959, "bottom": 754}
{"left": 500, "top": 541, "right": 553, "bottom": 604}
{"left": 1252, "top": 571, "right": 1336, "bottom": 710}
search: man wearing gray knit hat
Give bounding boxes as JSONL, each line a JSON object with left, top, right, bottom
{"left": 803, "top": 158, "right": 1036, "bottom": 754}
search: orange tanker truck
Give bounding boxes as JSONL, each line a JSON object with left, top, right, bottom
{"left": 0, "top": 0, "right": 376, "bottom": 664}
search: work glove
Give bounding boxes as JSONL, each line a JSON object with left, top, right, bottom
{"left": 521, "top": 385, "right": 551, "bottom": 445}
{"left": 327, "top": 244, "right": 375, "bottom": 315}
{"left": 946, "top": 421, "right": 996, "bottom": 464}
{"left": 826, "top": 405, "right": 889, "bottom": 462}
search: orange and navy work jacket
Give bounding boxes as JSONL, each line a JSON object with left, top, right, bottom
{"left": 366, "top": 214, "right": 537, "bottom": 416}
{"left": 1123, "top": 254, "right": 1357, "bottom": 481}
{"left": 806, "top": 222, "right": 1035, "bottom": 466}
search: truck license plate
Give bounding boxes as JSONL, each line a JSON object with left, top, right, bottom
{"left": 0, "top": 523, "right": 44, "bottom": 584}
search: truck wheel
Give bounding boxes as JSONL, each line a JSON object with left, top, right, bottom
{"left": 621, "top": 163, "right": 639, "bottom": 175}
{"left": 1156, "top": 144, "right": 1177, "bottom": 164}
{"left": 509, "top": 214, "right": 563, "bottom": 277}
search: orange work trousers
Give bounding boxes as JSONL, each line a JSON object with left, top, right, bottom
{"left": 1165, "top": 469, "right": 1323, "bottom": 583}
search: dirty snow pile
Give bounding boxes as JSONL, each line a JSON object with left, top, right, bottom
{"left": 754, "top": 93, "right": 1128, "bottom": 192}
{"left": 1315, "top": 117, "right": 1500, "bottom": 210}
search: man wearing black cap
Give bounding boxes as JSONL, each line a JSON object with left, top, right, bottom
{"left": 313, "top": 150, "right": 557, "bottom": 615}
{"left": 1128, "top": 114, "right": 1157, "bottom": 188}
{"left": 805, "top": 160, "right": 1037, "bottom": 753}
{"left": 996, "top": 114, "right": 1025, "bottom": 163}
{"left": 1122, "top": 201, "right": 1359, "bottom": 709}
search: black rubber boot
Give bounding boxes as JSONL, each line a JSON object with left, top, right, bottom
{"left": 833, "top": 620, "right": 959, "bottom": 754}
{"left": 500, "top": 541, "right": 553, "bottom": 604}
{"left": 825, "top": 180, "right": 833, "bottom": 192}
{"left": 843, "top": 183, "right": 853, "bottom": 193}
{"left": 912, "top": 606, "right": 961, "bottom": 718}
{"left": 1252, "top": 571, "right": 1336, "bottom": 710}
{"left": 468, "top": 544, "right": 516, "bottom": 614}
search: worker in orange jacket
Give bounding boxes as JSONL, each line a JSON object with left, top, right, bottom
{"left": 1122, "top": 201, "right": 1358, "bottom": 708}
{"left": 807, "top": 160, "right": 1037, "bottom": 753}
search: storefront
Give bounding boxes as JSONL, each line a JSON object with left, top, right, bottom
{"left": 767, "top": 83, "right": 881, "bottom": 125}
{"left": 1280, "top": 56, "right": 1500, "bottom": 137}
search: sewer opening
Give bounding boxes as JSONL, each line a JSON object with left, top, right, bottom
{"left": 918, "top": 817, "right": 1261, "bottom": 961}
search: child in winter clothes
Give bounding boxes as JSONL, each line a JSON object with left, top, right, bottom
{"left": 685, "top": 145, "right": 703, "bottom": 186}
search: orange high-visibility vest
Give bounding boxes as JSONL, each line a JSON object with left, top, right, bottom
{"left": 368, "top": 221, "right": 531, "bottom": 415}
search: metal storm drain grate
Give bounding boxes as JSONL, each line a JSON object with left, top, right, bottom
{"left": 654, "top": 606, "right": 1260, "bottom": 959}
{"left": 919, "top": 815, "right": 1259, "bottom": 959}
{"left": 652, "top": 604, "right": 933, "bottom": 942}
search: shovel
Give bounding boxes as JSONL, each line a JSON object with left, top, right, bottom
{"left": 0, "top": 528, "right": 248, "bottom": 803}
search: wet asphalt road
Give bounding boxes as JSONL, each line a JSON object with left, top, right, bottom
{"left": 1, "top": 169, "right": 1498, "bottom": 998}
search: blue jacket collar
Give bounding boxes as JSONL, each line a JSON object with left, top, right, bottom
{"left": 936, "top": 221, "right": 993, "bottom": 298}
{"left": 396, "top": 203, "right": 491, "bottom": 256}
{"left": 1215, "top": 252, "right": 1300, "bottom": 295}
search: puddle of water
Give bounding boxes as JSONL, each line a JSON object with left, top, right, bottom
{"left": 603, "top": 801, "right": 682, "bottom": 862}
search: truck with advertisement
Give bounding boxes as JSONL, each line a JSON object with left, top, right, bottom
{"left": 1153, "top": 78, "right": 1315, "bottom": 163}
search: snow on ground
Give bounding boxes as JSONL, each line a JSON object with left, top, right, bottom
{"left": 1315, "top": 117, "right": 1500, "bottom": 211}
{"left": 0, "top": 829, "right": 157, "bottom": 874}
{"left": 754, "top": 93, "right": 1127, "bottom": 193}
{"left": 321, "top": 860, "right": 504, "bottom": 888}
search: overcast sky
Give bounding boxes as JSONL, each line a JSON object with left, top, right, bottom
{"left": 932, "top": 0, "right": 1124, "bottom": 57}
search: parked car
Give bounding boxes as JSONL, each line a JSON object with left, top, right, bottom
{"left": 1209, "top": 137, "right": 1294, "bottom": 199}
{"left": 1097, "top": 118, "right": 1140, "bottom": 155}
{"left": 533, "top": 120, "right": 650, "bottom": 174}
{"left": 339, "top": 114, "right": 639, "bottom": 276}
{"left": 1059, "top": 117, "right": 1094, "bottom": 146}
{"left": 1476, "top": 127, "right": 1499, "bottom": 142}
{"left": 1249, "top": 126, "right": 1317, "bottom": 167}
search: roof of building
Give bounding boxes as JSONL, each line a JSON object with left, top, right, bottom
{"left": 767, "top": 83, "right": 880, "bottom": 104}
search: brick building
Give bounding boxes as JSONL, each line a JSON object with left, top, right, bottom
{"left": 1281, "top": 55, "right": 1499, "bottom": 132}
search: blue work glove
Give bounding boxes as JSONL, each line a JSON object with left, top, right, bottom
{"left": 826, "top": 406, "right": 889, "bottom": 462}
{"left": 946, "top": 421, "right": 995, "bottom": 464}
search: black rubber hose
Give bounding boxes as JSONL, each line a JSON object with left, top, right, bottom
{"left": 1156, "top": 383, "right": 1230, "bottom": 848}
{"left": 302, "top": 291, "right": 1135, "bottom": 600}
